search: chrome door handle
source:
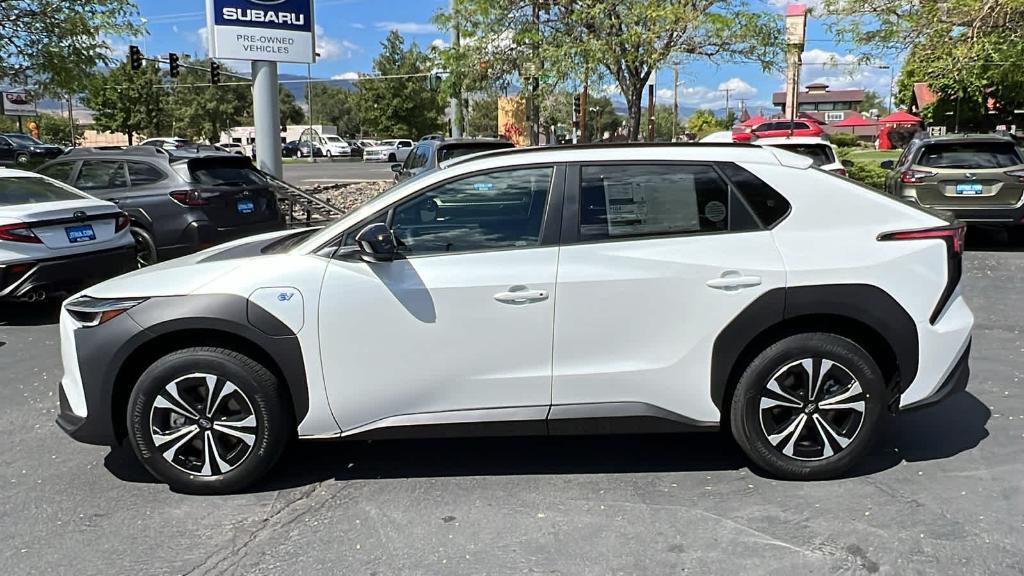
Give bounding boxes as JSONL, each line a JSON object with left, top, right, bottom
{"left": 494, "top": 289, "right": 549, "bottom": 304}
{"left": 706, "top": 275, "right": 762, "bottom": 290}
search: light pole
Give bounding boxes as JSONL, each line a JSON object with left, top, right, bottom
{"left": 874, "top": 64, "right": 895, "bottom": 113}
{"left": 672, "top": 61, "right": 680, "bottom": 141}
{"left": 307, "top": 51, "right": 321, "bottom": 163}
{"left": 450, "top": 0, "right": 463, "bottom": 138}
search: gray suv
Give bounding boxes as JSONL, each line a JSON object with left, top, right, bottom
{"left": 37, "top": 147, "right": 284, "bottom": 266}
{"left": 393, "top": 138, "right": 516, "bottom": 182}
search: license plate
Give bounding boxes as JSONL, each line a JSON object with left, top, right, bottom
{"left": 955, "top": 183, "right": 984, "bottom": 195}
{"left": 237, "top": 199, "right": 255, "bottom": 214}
{"left": 65, "top": 224, "right": 96, "bottom": 243}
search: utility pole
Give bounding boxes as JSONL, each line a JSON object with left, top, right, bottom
{"left": 647, "top": 83, "right": 655, "bottom": 142}
{"left": 721, "top": 87, "right": 733, "bottom": 117}
{"left": 450, "top": 0, "right": 463, "bottom": 138}
{"left": 529, "top": 0, "right": 541, "bottom": 146}
{"left": 307, "top": 61, "right": 315, "bottom": 163}
{"left": 672, "top": 61, "right": 680, "bottom": 142}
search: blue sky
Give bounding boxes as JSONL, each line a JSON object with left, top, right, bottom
{"left": 128, "top": 0, "right": 898, "bottom": 114}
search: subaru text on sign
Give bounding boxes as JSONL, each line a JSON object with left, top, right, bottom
{"left": 206, "top": 0, "right": 316, "bottom": 64}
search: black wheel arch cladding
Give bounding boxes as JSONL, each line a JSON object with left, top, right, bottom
{"left": 711, "top": 284, "right": 919, "bottom": 414}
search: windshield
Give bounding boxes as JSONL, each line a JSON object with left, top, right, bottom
{"left": 325, "top": 136, "right": 343, "bottom": 143}
{"left": 380, "top": 140, "right": 397, "bottom": 147}
{"left": 6, "top": 134, "right": 43, "bottom": 146}
{"left": 917, "top": 142, "right": 1023, "bottom": 169}
{"left": 769, "top": 144, "right": 836, "bottom": 167}
{"left": 0, "top": 176, "right": 85, "bottom": 206}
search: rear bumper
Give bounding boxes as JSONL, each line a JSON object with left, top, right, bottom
{"left": 902, "top": 340, "right": 970, "bottom": 411}
{"left": 1, "top": 245, "right": 136, "bottom": 299}
{"left": 899, "top": 293, "right": 974, "bottom": 409}
{"left": 917, "top": 200, "right": 1024, "bottom": 225}
{"left": 160, "top": 218, "right": 285, "bottom": 261}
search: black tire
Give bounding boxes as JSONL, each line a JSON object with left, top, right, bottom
{"left": 127, "top": 347, "right": 291, "bottom": 494}
{"left": 388, "top": 153, "right": 396, "bottom": 162}
{"left": 15, "top": 153, "right": 29, "bottom": 166}
{"left": 130, "top": 226, "right": 158, "bottom": 268}
{"left": 729, "top": 333, "right": 884, "bottom": 480}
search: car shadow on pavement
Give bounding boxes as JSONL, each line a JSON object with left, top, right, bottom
{"left": 0, "top": 301, "right": 61, "bottom": 327}
{"left": 101, "top": 391, "right": 990, "bottom": 493}
{"left": 965, "top": 226, "right": 1024, "bottom": 252}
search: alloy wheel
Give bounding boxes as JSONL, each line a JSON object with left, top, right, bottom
{"left": 149, "top": 373, "right": 258, "bottom": 476}
{"left": 131, "top": 229, "right": 156, "bottom": 267}
{"left": 758, "top": 358, "right": 866, "bottom": 461}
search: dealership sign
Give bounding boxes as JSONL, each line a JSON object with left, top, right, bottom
{"left": 206, "top": 0, "right": 316, "bottom": 64}
{"left": 2, "top": 92, "right": 36, "bottom": 116}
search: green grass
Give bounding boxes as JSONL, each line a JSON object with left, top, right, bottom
{"left": 842, "top": 149, "right": 901, "bottom": 162}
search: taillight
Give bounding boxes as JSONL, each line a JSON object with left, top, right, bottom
{"left": 879, "top": 224, "right": 965, "bottom": 324}
{"left": 900, "top": 169, "right": 935, "bottom": 184}
{"left": 114, "top": 212, "right": 130, "bottom": 232}
{"left": 879, "top": 224, "right": 965, "bottom": 255}
{"left": 0, "top": 223, "right": 42, "bottom": 244}
{"left": 169, "top": 189, "right": 208, "bottom": 206}
{"left": 1005, "top": 169, "right": 1024, "bottom": 183}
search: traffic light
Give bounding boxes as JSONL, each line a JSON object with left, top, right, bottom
{"left": 129, "top": 45, "right": 143, "bottom": 71}
{"left": 573, "top": 93, "right": 582, "bottom": 118}
{"left": 426, "top": 73, "right": 441, "bottom": 91}
{"left": 210, "top": 61, "right": 221, "bottom": 85}
{"left": 168, "top": 53, "right": 180, "bottom": 78}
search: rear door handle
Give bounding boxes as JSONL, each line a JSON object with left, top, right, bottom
{"left": 494, "top": 289, "right": 549, "bottom": 305}
{"left": 706, "top": 275, "right": 762, "bottom": 290}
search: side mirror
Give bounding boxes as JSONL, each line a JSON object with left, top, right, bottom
{"left": 354, "top": 223, "right": 397, "bottom": 263}
{"left": 391, "top": 163, "right": 403, "bottom": 173}
{"left": 841, "top": 159, "right": 854, "bottom": 169}
{"left": 879, "top": 160, "right": 895, "bottom": 170}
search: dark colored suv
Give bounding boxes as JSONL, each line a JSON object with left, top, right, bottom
{"left": 393, "top": 138, "right": 516, "bottom": 182}
{"left": 882, "top": 134, "right": 1024, "bottom": 229}
{"left": 0, "top": 133, "right": 64, "bottom": 166}
{"left": 37, "top": 147, "right": 284, "bottom": 266}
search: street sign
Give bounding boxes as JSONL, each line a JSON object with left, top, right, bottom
{"left": 206, "top": 0, "right": 316, "bottom": 64}
{"left": 929, "top": 126, "right": 947, "bottom": 137}
{"left": 2, "top": 92, "right": 36, "bottom": 116}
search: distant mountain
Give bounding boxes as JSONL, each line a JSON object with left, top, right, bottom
{"left": 281, "top": 74, "right": 355, "bottom": 104}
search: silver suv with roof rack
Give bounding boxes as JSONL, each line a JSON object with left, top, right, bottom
{"left": 37, "top": 147, "right": 285, "bottom": 267}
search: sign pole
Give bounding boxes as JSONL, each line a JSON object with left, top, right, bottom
{"left": 252, "top": 61, "right": 283, "bottom": 178}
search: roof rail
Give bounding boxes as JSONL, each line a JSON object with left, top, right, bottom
{"left": 62, "top": 145, "right": 170, "bottom": 158}
{"left": 441, "top": 140, "right": 760, "bottom": 166}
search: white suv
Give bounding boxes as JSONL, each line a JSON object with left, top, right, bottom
{"left": 56, "top": 144, "right": 973, "bottom": 494}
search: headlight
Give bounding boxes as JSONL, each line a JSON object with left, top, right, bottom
{"left": 65, "top": 297, "right": 147, "bottom": 327}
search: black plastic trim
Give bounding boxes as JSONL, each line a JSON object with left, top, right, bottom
{"left": 547, "top": 402, "right": 719, "bottom": 435}
{"left": 710, "top": 284, "right": 920, "bottom": 411}
{"left": 901, "top": 340, "right": 970, "bottom": 411}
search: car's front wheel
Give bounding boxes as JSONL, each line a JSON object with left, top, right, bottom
{"left": 127, "top": 347, "right": 291, "bottom": 494}
{"left": 730, "top": 333, "right": 884, "bottom": 480}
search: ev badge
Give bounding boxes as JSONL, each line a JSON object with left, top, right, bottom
{"left": 277, "top": 292, "right": 295, "bottom": 302}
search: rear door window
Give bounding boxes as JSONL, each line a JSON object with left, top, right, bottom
{"left": 916, "top": 142, "right": 1023, "bottom": 169}
{"left": 75, "top": 161, "right": 127, "bottom": 191}
{"left": 0, "top": 176, "right": 85, "bottom": 206}
{"left": 579, "top": 164, "right": 733, "bottom": 241}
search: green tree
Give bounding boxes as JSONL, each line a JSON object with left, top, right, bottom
{"left": 169, "top": 57, "right": 251, "bottom": 142}
{"left": 652, "top": 104, "right": 682, "bottom": 141}
{"left": 583, "top": 95, "right": 623, "bottom": 142}
{"left": 307, "top": 83, "right": 360, "bottom": 136}
{"left": 721, "top": 109, "right": 737, "bottom": 129}
{"left": 0, "top": 0, "right": 141, "bottom": 95}
{"left": 279, "top": 86, "right": 306, "bottom": 127}
{"left": 37, "top": 113, "right": 85, "bottom": 147}
{"left": 825, "top": 0, "right": 1024, "bottom": 128}
{"left": 441, "top": 0, "right": 782, "bottom": 141}
{"left": 83, "top": 61, "right": 168, "bottom": 145}
{"left": 467, "top": 93, "right": 499, "bottom": 137}
{"left": 686, "top": 109, "right": 721, "bottom": 136}
{"left": 357, "top": 31, "right": 445, "bottom": 138}
{"left": 856, "top": 90, "right": 888, "bottom": 115}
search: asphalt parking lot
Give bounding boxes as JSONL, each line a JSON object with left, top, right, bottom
{"left": 1, "top": 234, "right": 1022, "bottom": 575}
{"left": 282, "top": 158, "right": 396, "bottom": 186}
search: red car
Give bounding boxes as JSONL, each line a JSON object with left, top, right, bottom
{"left": 734, "top": 119, "right": 824, "bottom": 142}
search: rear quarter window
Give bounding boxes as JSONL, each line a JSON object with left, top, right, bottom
{"left": 717, "top": 163, "right": 791, "bottom": 227}
{"left": 770, "top": 144, "right": 836, "bottom": 167}
{"left": 182, "top": 160, "right": 268, "bottom": 186}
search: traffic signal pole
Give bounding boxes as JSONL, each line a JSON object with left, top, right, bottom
{"left": 252, "top": 61, "right": 283, "bottom": 178}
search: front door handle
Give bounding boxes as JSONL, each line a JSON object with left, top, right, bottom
{"left": 706, "top": 273, "right": 762, "bottom": 291}
{"left": 494, "top": 288, "right": 549, "bottom": 305}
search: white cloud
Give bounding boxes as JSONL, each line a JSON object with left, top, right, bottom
{"left": 374, "top": 21, "right": 437, "bottom": 34}
{"left": 315, "top": 26, "right": 359, "bottom": 60}
{"left": 800, "top": 49, "right": 894, "bottom": 94}
{"left": 332, "top": 72, "right": 360, "bottom": 80}
{"left": 100, "top": 36, "right": 131, "bottom": 59}
{"left": 172, "top": 25, "right": 179, "bottom": 34}
{"left": 351, "top": 23, "right": 366, "bottom": 29}
{"left": 717, "top": 78, "right": 758, "bottom": 99}
{"left": 766, "top": 0, "right": 826, "bottom": 9}
{"left": 430, "top": 38, "right": 450, "bottom": 50}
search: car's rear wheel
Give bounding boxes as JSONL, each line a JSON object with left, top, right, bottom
{"left": 730, "top": 333, "right": 884, "bottom": 480}
{"left": 15, "top": 152, "right": 29, "bottom": 166}
{"left": 130, "top": 227, "right": 158, "bottom": 268}
{"left": 127, "top": 347, "right": 290, "bottom": 494}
